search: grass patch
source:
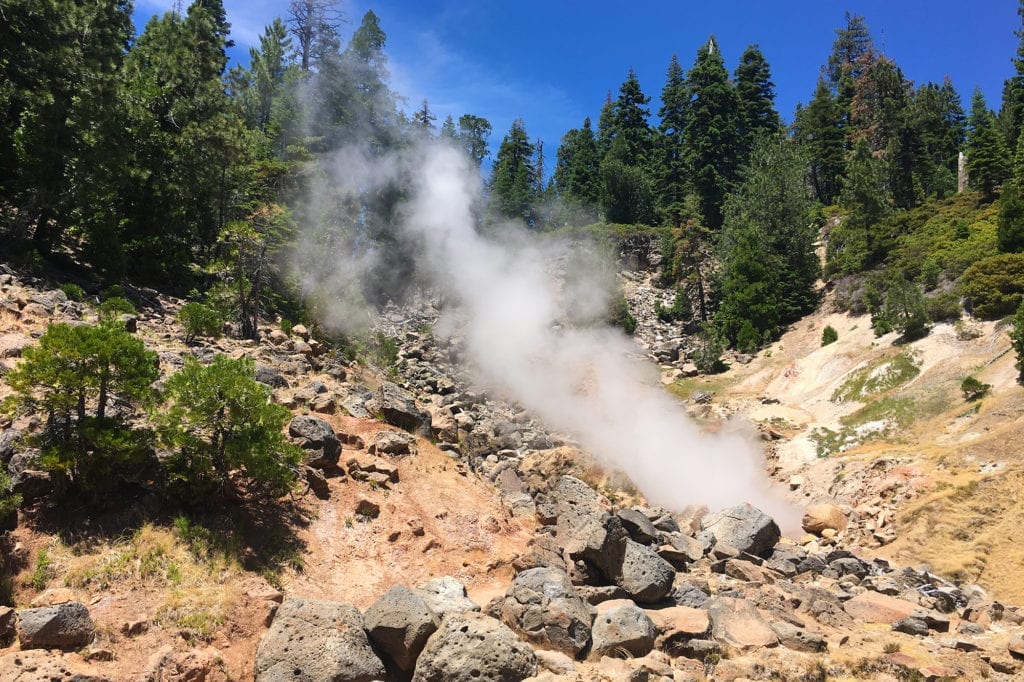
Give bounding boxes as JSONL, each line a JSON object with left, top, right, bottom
{"left": 667, "top": 376, "right": 728, "bottom": 400}
{"left": 29, "top": 549, "right": 53, "bottom": 590}
{"left": 833, "top": 351, "right": 921, "bottom": 402}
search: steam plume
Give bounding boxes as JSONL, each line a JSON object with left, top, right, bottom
{"left": 299, "top": 140, "right": 798, "bottom": 529}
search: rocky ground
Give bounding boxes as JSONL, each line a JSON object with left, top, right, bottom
{"left": 2, "top": 248, "right": 1024, "bottom": 681}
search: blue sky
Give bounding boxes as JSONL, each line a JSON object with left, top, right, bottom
{"left": 137, "top": 0, "right": 1019, "bottom": 161}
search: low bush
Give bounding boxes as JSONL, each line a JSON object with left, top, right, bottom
{"left": 178, "top": 302, "right": 224, "bottom": 344}
{"left": 821, "top": 325, "right": 838, "bottom": 346}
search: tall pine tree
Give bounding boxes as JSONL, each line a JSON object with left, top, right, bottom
{"left": 793, "top": 78, "right": 846, "bottom": 205}
{"left": 656, "top": 55, "right": 690, "bottom": 224}
{"left": 967, "top": 88, "right": 1011, "bottom": 201}
{"left": 489, "top": 119, "right": 538, "bottom": 226}
{"left": 734, "top": 45, "right": 781, "bottom": 161}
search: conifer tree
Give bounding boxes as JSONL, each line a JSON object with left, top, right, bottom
{"left": 1001, "top": 1, "right": 1024, "bottom": 151}
{"left": 683, "top": 37, "right": 740, "bottom": 229}
{"left": 999, "top": 134, "right": 1024, "bottom": 252}
{"left": 600, "top": 69, "right": 657, "bottom": 224}
{"left": 967, "top": 88, "right": 1011, "bottom": 201}
{"left": 656, "top": 55, "right": 690, "bottom": 224}
{"left": 734, "top": 45, "right": 782, "bottom": 160}
{"left": 909, "top": 79, "right": 966, "bottom": 199}
{"left": 457, "top": 114, "right": 492, "bottom": 166}
{"left": 828, "top": 138, "right": 892, "bottom": 274}
{"left": 793, "top": 78, "right": 846, "bottom": 205}
{"left": 489, "top": 119, "right": 538, "bottom": 225}
{"left": 826, "top": 11, "right": 875, "bottom": 126}
{"left": 553, "top": 118, "right": 602, "bottom": 224}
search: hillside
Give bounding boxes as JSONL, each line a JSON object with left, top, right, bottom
{"left": 2, "top": 249, "right": 1024, "bottom": 680}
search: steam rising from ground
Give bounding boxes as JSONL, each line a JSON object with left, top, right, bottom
{"left": 298, "top": 140, "right": 798, "bottom": 529}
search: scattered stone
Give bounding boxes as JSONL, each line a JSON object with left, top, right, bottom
{"left": 412, "top": 612, "right": 537, "bottom": 682}
{"left": 372, "top": 381, "right": 432, "bottom": 434}
{"left": 29, "top": 588, "right": 76, "bottom": 607}
{"left": 142, "top": 645, "right": 230, "bottom": 682}
{"left": 355, "top": 498, "right": 380, "bottom": 520}
{"left": 415, "top": 577, "right": 480, "bottom": 616}
{"left": 802, "top": 503, "right": 848, "bottom": 534}
{"left": 254, "top": 597, "right": 386, "bottom": 681}
{"left": 843, "top": 591, "right": 919, "bottom": 624}
{"left": 491, "top": 566, "right": 593, "bottom": 657}
{"left": 650, "top": 605, "right": 710, "bottom": 653}
{"left": 590, "top": 600, "right": 658, "bottom": 659}
{"left": 707, "top": 597, "right": 779, "bottom": 653}
{"left": 288, "top": 415, "right": 341, "bottom": 469}
{"left": 0, "top": 333, "right": 32, "bottom": 359}
{"left": 892, "top": 616, "right": 930, "bottom": 636}
{"left": 534, "top": 650, "right": 575, "bottom": 675}
{"left": 1009, "top": 633, "right": 1024, "bottom": 660}
{"left": 371, "top": 430, "right": 417, "bottom": 456}
{"left": 0, "top": 606, "right": 14, "bottom": 646}
{"left": 769, "top": 621, "right": 827, "bottom": 652}
{"left": 16, "top": 601, "right": 95, "bottom": 650}
{"left": 364, "top": 584, "right": 440, "bottom": 672}
{"left": 616, "top": 508, "right": 660, "bottom": 544}
{"left": 701, "top": 504, "right": 780, "bottom": 559}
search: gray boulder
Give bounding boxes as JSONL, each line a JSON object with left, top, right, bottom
{"left": 415, "top": 577, "right": 480, "bottom": 616}
{"left": 0, "top": 428, "right": 22, "bottom": 465}
{"left": 288, "top": 415, "right": 341, "bottom": 469}
{"left": 412, "top": 612, "right": 536, "bottom": 682}
{"left": 701, "top": 504, "right": 780, "bottom": 559}
{"left": 615, "top": 508, "right": 659, "bottom": 545}
{"left": 372, "top": 382, "right": 431, "bottom": 434}
{"left": 590, "top": 601, "right": 658, "bottom": 659}
{"left": 492, "top": 567, "right": 593, "bottom": 657}
{"left": 254, "top": 365, "right": 289, "bottom": 389}
{"left": 364, "top": 584, "right": 439, "bottom": 672}
{"left": 370, "top": 431, "right": 417, "bottom": 456}
{"left": 575, "top": 516, "right": 674, "bottom": 604}
{"left": 254, "top": 597, "right": 385, "bottom": 682}
{"left": 16, "top": 602, "right": 95, "bottom": 650}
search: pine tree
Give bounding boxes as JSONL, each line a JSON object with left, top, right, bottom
{"left": 656, "top": 55, "right": 689, "bottom": 223}
{"left": 553, "top": 118, "right": 602, "bottom": 224}
{"left": 457, "top": 114, "right": 492, "bottom": 166}
{"left": 826, "top": 11, "right": 875, "bottom": 126}
{"left": 600, "top": 69, "right": 656, "bottom": 224}
{"left": 967, "top": 88, "right": 1011, "bottom": 201}
{"left": 793, "top": 78, "right": 846, "bottom": 205}
{"left": 1000, "top": 1, "right": 1024, "bottom": 151}
{"left": 829, "top": 138, "right": 892, "bottom": 274}
{"left": 734, "top": 45, "right": 782, "bottom": 161}
{"left": 999, "top": 134, "right": 1024, "bottom": 252}
{"left": 716, "top": 135, "right": 818, "bottom": 347}
{"left": 287, "top": 0, "right": 343, "bottom": 72}
{"left": 909, "top": 79, "right": 966, "bottom": 199}
{"left": 440, "top": 115, "right": 457, "bottom": 140}
{"left": 1012, "top": 297, "right": 1024, "bottom": 383}
{"left": 684, "top": 36, "right": 741, "bottom": 229}
{"left": 489, "top": 119, "right": 538, "bottom": 225}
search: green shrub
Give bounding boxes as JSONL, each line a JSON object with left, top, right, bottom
{"left": 693, "top": 322, "right": 726, "bottom": 374}
{"left": 608, "top": 295, "right": 636, "bottom": 335}
{"left": 178, "top": 302, "right": 224, "bottom": 344}
{"left": 821, "top": 325, "right": 838, "bottom": 346}
{"left": 926, "top": 292, "right": 962, "bottom": 323}
{"left": 655, "top": 288, "right": 692, "bottom": 323}
{"left": 6, "top": 321, "right": 159, "bottom": 493}
{"left": 1012, "top": 298, "right": 1024, "bottom": 384}
{"left": 59, "top": 283, "right": 86, "bottom": 302}
{"left": 370, "top": 332, "right": 400, "bottom": 376}
{"left": 960, "top": 253, "right": 1024, "bottom": 319}
{"left": 154, "top": 355, "right": 301, "bottom": 497}
{"left": 98, "top": 296, "right": 136, "bottom": 320}
{"left": 0, "top": 467, "right": 21, "bottom": 522}
{"left": 101, "top": 284, "right": 126, "bottom": 300}
{"left": 280, "top": 318, "right": 293, "bottom": 337}
{"left": 961, "top": 376, "right": 991, "bottom": 401}
{"left": 736, "top": 319, "right": 760, "bottom": 354}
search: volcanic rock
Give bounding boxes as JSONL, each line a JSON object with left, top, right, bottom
{"left": 254, "top": 597, "right": 385, "bottom": 682}
{"left": 16, "top": 601, "right": 95, "bottom": 650}
{"left": 371, "top": 381, "right": 431, "bottom": 434}
{"left": 288, "top": 415, "right": 341, "bottom": 469}
{"left": 415, "top": 577, "right": 480, "bottom": 616}
{"left": 411, "top": 612, "right": 537, "bottom": 682}
{"left": 364, "top": 584, "right": 440, "bottom": 672}
{"left": 491, "top": 566, "right": 593, "bottom": 657}
{"left": 707, "top": 596, "right": 779, "bottom": 653}
{"left": 590, "top": 600, "right": 658, "bottom": 659}
{"left": 701, "top": 504, "right": 780, "bottom": 559}
{"left": 802, "top": 503, "right": 848, "bottom": 534}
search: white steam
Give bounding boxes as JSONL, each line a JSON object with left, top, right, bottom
{"left": 300, "top": 140, "right": 798, "bottom": 530}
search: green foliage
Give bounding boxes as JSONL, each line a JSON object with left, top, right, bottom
{"left": 793, "top": 78, "right": 846, "bottom": 205}
{"left": 59, "top": 283, "right": 86, "bottom": 302}
{"left": 967, "top": 88, "right": 1011, "bottom": 201}
{"left": 30, "top": 549, "right": 52, "bottom": 591}
{"left": 178, "top": 302, "right": 224, "bottom": 344}
{"left": 6, "top": 321, "right": 158, "bottom": 491}
{"left": 821, "top": 325, "right": 839, "bottom": 346}
{"left": 1012, "top": 297, "right": 1024, "bottom": 383}
{"left": 489, "top": 119, "right": 538, "bottom": 226}
{"left": 960, "top": 376, "right": 991, "bottom": 401}
{"left": 608, "top": 296, "right": 637, "bottom": 335}
{"left": 154, "top": 355, "right": 301, "bottom": 497}
{"left": 960, "top": 253, "right": 1024, "bottom": 319}
{"left": 693, "top": 322, "right": 726, "bottom": 374}
{"left": 884, "top": 275, "right": 930, "bottom": 340}
{"left": 716, "top": 134, "right": 818, "bottom": 347}
{"left": 0, "top": 467, "right": 22, "bottom": 522}
{"left": 369, "top": 332, "right": 400, "bottom": 376}
{"left": 828, "top": 139, "right": 892, "bottom": 275}
{"left": 655, "top": 288, "right": 692, "bottom": 323}
{"left": 98, "top": 296, "right": 136, "bottom": 320}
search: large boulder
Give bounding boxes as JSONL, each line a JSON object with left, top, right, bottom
{"left": 590, "top": 600, "right": 658, "bottom": 659}
{"left": 553, "top": 476, "right": 607, "bottom": 555}
{"left": 0, "top": 649, "right": 111, "bottom": 682}
{"left": 254, "top": 597, "right": 385, "bottom": 682}
{"left": 412, "top": 612, "right": 537, "bottom": 682}
{"left": 0, "top": 428, "right": 22, "bottom": 465}
{"left": 575, "top": 516, "right": 674, "bottom": 604}
{"left": 801, "top": 503, "right": 848, "bottom": 535}
{"left": 16, "top": 602, "right": 95, "bottom": 650}
{"left": 372, "top": 382, "right": 431, "bottom": 435}
{"left": 701, "top": 504, "right": 780, "bottom": 559}
{"left": 842, "top": 591, "right": 919, "bottom": 624}
{"left": 364, "top": 584, "right": 439, "bottom": 672}
{"left": 288, "top": 415, "right": 341, "bottom": 469}
{"left": 491, "top": 567, "right": 593, "bottom": 657}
